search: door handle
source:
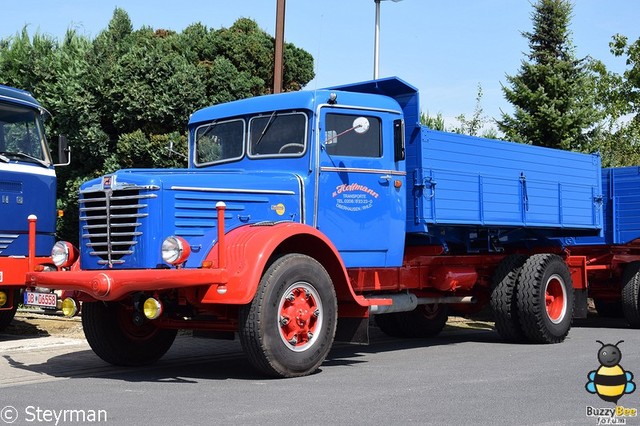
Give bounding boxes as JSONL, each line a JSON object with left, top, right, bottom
{"left": 379, "top": 175, "right": 391, "bottom": 184}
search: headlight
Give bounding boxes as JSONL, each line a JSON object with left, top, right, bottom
{"left": 51, "top": 241, "right": 78, "bottom": 268}
{"left": 61, "top": 297, "right": 79, "bottom": 317}
{"left": 143, "top": 297, "right": 163, "bottom": 320}
{"left": 161, "top": 236, "right": 191, "bottom": 265}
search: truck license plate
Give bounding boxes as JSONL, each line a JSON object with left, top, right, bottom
{"left": 23, "top": 291, "right": 58, "bottom": 308}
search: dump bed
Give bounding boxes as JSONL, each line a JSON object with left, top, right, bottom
{"left": 568, "top": 166, "right": 640, "bottom": 246}
{"left": 406, "top": 128, "right": 603, "bottom": 236}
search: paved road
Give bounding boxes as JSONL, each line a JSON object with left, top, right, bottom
{"left": 0, "top": 316, "right": 638, "bottom": 425}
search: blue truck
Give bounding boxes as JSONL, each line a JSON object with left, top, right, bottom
{"left": 27, "top": 77, "right": 635, "bottom": 378}
{"left": 0, "top": 84, "right": 69, "bottom": 330}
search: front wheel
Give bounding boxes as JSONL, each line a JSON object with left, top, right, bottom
{"left": 82, "top": 301, "right": 177, "bottom": 366}
{"left": 516, "top": 254, "right": 574, "bottom": 343}
{"left": 239, "top": 254, "right": 337, "bottom": 378}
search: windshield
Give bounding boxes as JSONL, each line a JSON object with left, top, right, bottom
{"left": 249, "top": 112, "right": 307, "bottom": 157}
{"left": 194, "top": 118, "right": 245, "bottom": 165}
{"left": 0, "top": 103, "right": 50, "bottom": 164}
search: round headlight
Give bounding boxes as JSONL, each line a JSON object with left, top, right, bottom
{"left": 51, "top": 241, "right": 78, "bottom": 268}
{"left": 61, "top": 297, "right": 79, "bottom": 317}
{"left": 143, "top": 297, "right": 163, "bottom": 320}
{"left": 161, "top": 236, "right": 191, "bottom": 265}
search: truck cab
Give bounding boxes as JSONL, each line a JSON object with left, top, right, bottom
{"left": 0, "top": 85, "right": 67, "bottom": 329}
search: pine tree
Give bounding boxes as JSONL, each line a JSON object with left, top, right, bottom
{"left": 498, "top": 0, "right": 601, "bottom": 151}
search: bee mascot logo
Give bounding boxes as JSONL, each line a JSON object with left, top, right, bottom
{"left": 585, "top": 340, "right": 635, "bottom": 403}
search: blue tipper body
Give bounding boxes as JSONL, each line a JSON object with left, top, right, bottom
{"left": 566, "top": 166, "right": 640, "bottom": 246}
{"left": 77, "top": 77, "right": 603, "bottom": 272}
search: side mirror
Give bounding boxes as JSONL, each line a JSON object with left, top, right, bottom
{"left": 54, "top": 135, "right": 71, "bottom": 167}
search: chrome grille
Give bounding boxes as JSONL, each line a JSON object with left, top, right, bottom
{"left": 0, "top": 233, "right": 18, "bottom": 254}
{"left": 79, "top": 187, "right": 156, "bottom": 266}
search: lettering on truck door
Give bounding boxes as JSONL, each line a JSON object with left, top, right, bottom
{"left": 316, "top": 109, "right": 405, "bottom": 268}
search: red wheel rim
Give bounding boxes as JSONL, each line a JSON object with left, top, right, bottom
{"left": 278, "top": 282, "right": 322, "bottom": 352}
{"left": 545, "top": 274, "right": 567, "bottom": 324}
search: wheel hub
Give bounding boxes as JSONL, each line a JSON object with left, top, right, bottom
{"left": 278, "top": 282, "right": 323, "bottom": 352}
{"left": 545, "top": 274, "right": 567, "bottom": 324}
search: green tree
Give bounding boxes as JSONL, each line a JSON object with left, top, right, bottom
{"left": 420, "top": 111, "right": 447, "bottom": 131}
{"left": 498, "top": 0, "right": 601, "bottom": 151}
{"left": 0, "top": 8, "right": 316, "bottom": 243}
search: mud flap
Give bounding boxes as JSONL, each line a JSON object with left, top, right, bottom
{"left": 574, "top": 288, "right": 588, "bottom": 319}
{"left": 335, "top": 316, "right": 369, "bottom": 345}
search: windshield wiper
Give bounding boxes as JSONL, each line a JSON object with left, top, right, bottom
{"left": 0, "top": 151, "right": 48, "bottom": 168}
{"left": 254, "top": 111, "right": 278, "bottom": 148}
{"left": 196, "top": 120, "right": 218, "bottom": 143}
{"left": 0, "top": 153, "right": 8, "bottom": 163}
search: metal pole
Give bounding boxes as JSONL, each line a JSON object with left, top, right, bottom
{"left": 373, "top": 0, "right": 381, "bottom": 80}
{"left": 273, "top": 0, "right": 286, "bottom": 93}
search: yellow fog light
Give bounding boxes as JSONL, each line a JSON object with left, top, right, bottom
{"left": 143, "top": 298, "right": 163, "bottom": 320}
{"left": 61, "top": 297, "right": 79, "bottom": 317}
{"left": 0, "top": 291, "right": 7, "bottom": 308}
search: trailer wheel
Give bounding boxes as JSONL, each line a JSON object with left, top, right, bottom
{"left": 593, "top": 298, "right": 623, "bottom": 318}
{"left": 82, "top": 301, "right": 177, "bottom": 366}
{"left": 490, "top": 254, "right": 528, "bottom": 342}
{"left": 0, "top": 290, "right": 19, "bottom": 331}
{"left": 621, "top": 261, "right": 640, "bottom": 328}
{"left": 239, "top": 254, "right": 337, "bottom": 378}
{"left": 375, "top": 304, "right": 448, "bottom": 338}
{"left": 517, "top": 254, "right": 574, "bottom": 343}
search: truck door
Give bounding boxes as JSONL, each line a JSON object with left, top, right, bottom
{"left": 316, "top": 108, "right": 405, "bottom": 268}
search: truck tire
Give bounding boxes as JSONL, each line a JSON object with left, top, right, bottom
{"left": 621, "top": 261, "right": 640, "bottom": 328}
{"left": 490, "top": 254, "right": 528, "bottom": 342}
{"left": 0, "top": 290, "right": 19, "bottom": 331}
{"left": 239, "top": 254, "right": 337, "bottom": 378}
{"left": 516, "top": 254, "right": 574, "bottom": 343}
{"left": 593, "top": 298, "right": 623, "bottom": 318}
{"left": 375, "top": 304, "right": 448, "bottom": 338}
{"left": 82, "top": 301, "right": 177, "bottom": 366}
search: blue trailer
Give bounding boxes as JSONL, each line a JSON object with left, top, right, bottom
{"left": 0, "top": 85, "right": 69, "bottom": 329}
{"left": 560, "top": 166, "right": 640, "bottom": 327}
{"left": 28, "top": 77, "right": 608, "bottom": 377}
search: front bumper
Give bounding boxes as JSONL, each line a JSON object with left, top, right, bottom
{"left": 26, "top": 267, "right": 229, "bottom": 301}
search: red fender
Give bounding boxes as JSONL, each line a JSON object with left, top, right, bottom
{"left": 199, "top": 222, "right": 368, "bottom": 308}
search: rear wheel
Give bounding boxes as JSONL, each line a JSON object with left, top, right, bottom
{"left": 0, "top": 290, "right": 19, "bottom": 331}
{"left": 375, "top": 304, "right": 448, "bottom": 338}
{"left": 239, "top": 254, "right": 337, "bottom": 378}
{"left": 516, "top": 254, "right": 574, "bottom": 343}
{"left": 82, "top": 301, "right": 177, "bottom": 366}
{"left": 490, "top": 254, "right": 528, "bottom": 342}
{"left": 621, "top": 261, "right": 640, "bottom": 328}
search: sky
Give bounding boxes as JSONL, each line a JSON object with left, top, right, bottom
{"left": 1, "top": 0, "right": 639, "bottom": 127}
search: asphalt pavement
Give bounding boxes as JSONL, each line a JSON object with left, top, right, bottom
{"left": 0, "top": 315, "right": 638, "bottom": 425}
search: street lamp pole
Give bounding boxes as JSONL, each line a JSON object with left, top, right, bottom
{"left": 273, "top": 0, "right": 286, "bottom": 94}
{"left": 373, "top": 0, "right": 382, "bottom": 80}
{"left": 373, "top": 0, "right": 402, "bottom": 80}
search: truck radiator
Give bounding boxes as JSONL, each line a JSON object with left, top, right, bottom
{"left": 79, "top": 187, "right": 156, "bottom": 266}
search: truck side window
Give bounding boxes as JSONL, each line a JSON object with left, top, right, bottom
{"left": 325, "top": 113, "right": 381, "bottom": 157}
{"left": 194, "top": 118, "right": 245, "bottom": 166}
{"left": 248, "top": 111, "right": 307, "bottom": 157}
